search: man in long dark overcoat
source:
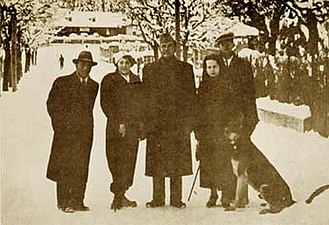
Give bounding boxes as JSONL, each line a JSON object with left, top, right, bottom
{"left": 213, "top": 32, "right": 259, "bottom": 207}
{"left": 46, "top": 51, "right": 99, "bottom": 213}
{"left": 142, "top": 33, "right": 197, "bottom": 208}
{"left": 216, "top": 32, "right": 259, "bottom": 141}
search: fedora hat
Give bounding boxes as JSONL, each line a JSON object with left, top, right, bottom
{"left": 215, "top": 32, "right": 234, "bottom": 44}
{"left": 72, "top": 51, "right": 98, "bottom": 66}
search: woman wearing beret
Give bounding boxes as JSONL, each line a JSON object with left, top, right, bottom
{"left": 100, "top": 54, "right": 144, "bottom": 210}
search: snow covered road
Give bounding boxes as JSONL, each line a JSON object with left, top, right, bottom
{"left": 1, "top": 44, "right": 329, "bottom": 225}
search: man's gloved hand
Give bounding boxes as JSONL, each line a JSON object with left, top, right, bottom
{"left": 118, "top": 123, "right": 126, "bottom": 137}
{"left": 138, "top": 122, "right": 146, "bottom": 140}
{"left": 195, "top": 140, "right": 200, "bottom": 161}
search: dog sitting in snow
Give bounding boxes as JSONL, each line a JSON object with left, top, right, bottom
{"left": 223, "top": 109, "right": 296, "bottom": 214}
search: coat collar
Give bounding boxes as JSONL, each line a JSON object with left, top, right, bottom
{"left": 113, "top": 70, "right": 140, "bottom": 84}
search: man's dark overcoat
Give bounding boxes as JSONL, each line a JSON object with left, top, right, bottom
{"left": 218, "top": 54, "right": 259, "bottom": 136}
{"left": 196, "top": 54, "right": 259, "bottom": 189}
{"left": 46, "top": 72, "right": 99, "bottom": 183}
{"left": 100, "top": 71, "right": 143, "bottom": 193}
{"left": 143, "top": 57, "right": 196, "bottom": 177}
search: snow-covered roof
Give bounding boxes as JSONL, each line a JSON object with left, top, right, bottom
{"left": 190, "top": 17, "right": 259, "bottom": 48}
{"left": 227, "top": 23, "right": 259, "bottom": 37}
{"left": 54, "top": 9, "right": 128, "bottom": 28}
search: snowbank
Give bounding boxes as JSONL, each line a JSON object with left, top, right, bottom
{"left": 256, "top": 96, "right": 311, "bottom": 120}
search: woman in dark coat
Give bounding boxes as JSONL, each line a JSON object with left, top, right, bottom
{"left": 195, "top": 40, "right": 259, "bottom": 208}
{"left": 195, "top": 54, "right": 237, "bottom": 208}
{"left": 100, "top": 54, "right": 143, "bottom": 210}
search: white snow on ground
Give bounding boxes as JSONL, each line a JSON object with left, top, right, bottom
{"left": 1, "top": 44, "right": 329, "bottom": 225}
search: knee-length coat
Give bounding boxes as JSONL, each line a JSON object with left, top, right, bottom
{"left": 46, "top": 73, "right": 99, "bottom": 183}
{"left": 100, "top": 71, "right": 143, "bottom": 192}
{"left": 142, "top": 56, "right": 197, "bottom": 177}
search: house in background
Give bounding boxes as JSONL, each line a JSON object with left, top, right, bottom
{"left": 54, "top": 9, "right": 136, "bottom": 37}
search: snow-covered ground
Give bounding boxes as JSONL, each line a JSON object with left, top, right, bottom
{"left": 1, "top": 44, "right": 329, "bottom": 225}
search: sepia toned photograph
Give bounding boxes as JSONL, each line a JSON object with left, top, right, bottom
{"left": 1, "top": 0, "right": 329, "bottom": 224}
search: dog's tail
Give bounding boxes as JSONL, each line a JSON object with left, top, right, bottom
{"left": 305, "top": 184, "right": 329, "bottom": 204}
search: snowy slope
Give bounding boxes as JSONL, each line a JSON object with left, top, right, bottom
{"left": 1, "top": 44, "right": 328, "bottom": 225}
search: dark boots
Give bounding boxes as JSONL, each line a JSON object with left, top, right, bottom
{"left": 111, "top": 193, "right": 137, "bottom": 211}
{"left": 206, "top": 187, "right": 218, "bottom": 208}
{"left": 145, "top": 199, "right": 165, "bottom": 208}
{"left": 146, "top": 176, "right": 186, "bottom": 209}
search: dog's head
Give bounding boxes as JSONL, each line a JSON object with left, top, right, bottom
{"left": 223, "top": 108, "right": 244, "bottom": 145}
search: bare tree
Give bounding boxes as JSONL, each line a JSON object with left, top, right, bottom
{"left": 165, "top": 0, "right": 223, "bottom": 61}
{"left": 124, "top": 0, "right": 174, "bottom": 59}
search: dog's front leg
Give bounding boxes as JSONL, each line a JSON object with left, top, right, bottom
{"left": 225, "top": 174, "right": 248, "bottom": 211}
{"left": 234, "top": 173, "right": 249, "bottom": 208}
{"left": 232, "top": 158, "right": 249, "bottom": 208}
{"left": 225, "top": 161, "right": 248, "bottom": 212}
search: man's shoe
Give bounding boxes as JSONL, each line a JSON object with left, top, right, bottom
{"left": 71, "top": 204, "right": 90, "bottom": 211}
{"left": 145, "top": 200, "right": 165, "bottom": 208}
{"left": 111, "top": 197, "right": 122, "bottom": 211}
{"left": 170, "top": 201, "right": 186, "bottom": 209}
{"left": 58, "top": 206, "right": 74, "bottom": 213}
{"left": 121, "top": 196, "right": 137, "bottom": 208}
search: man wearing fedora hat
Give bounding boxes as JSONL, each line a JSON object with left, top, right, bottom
{"left": 142, "top": 32, "right": 197, "bottom": 208}
{"left": 46, "top": 51, "right": 99, "bottom": 213}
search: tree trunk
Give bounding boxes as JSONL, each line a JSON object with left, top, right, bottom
{"left": 306, "top": 10, "right": 319, "bottom": 76}
{"left": 182, "top": 44, "right": 188, "bottom": 62}
{"left": 34, "top": 49, "right": 38, "bottom": 65}
{"left": 17, "top": 45, "right": 22, "bottom": 83}
{"left": 101, "top": 0, "right": 105, "bottom": 12}
{"left": 25, "top": 48, "right": 31, "bottom": 73}
{"left": 268, "top": 16, "right": 279, "bottom": 56}
{"left": 182, "top": 10, "right": 189, "bottom": 62}
{"left": 2, "top": 42, "right": 11, "bottom": 92}
{"left": 152, "top": 44, "right": 159, "bottom": 60}
{"left": 10, "top": 12, "right": 17, "bottom": 92}
{"left": 175, "top": 0, "right": 181, "bottom": 60}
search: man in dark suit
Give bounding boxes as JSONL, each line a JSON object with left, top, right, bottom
{"left": 46, "top": 51, "right": 99, "bottom": 213}
{"left": 216, "top": 32, "right": 258, "bottom": 138}
{"left": 215, "top": 32, "right": 259, "bottom": 207}
{"left": 142, "top": 32, "right": 197, "bottom": 208}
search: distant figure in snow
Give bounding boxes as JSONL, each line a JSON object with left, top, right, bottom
{"left": 59, "top": 54, "right": 64, "bottom": 70}
{"left": 46, "top": 51, "right": 99, "bottom": 213}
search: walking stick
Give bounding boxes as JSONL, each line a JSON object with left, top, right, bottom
{"left": 187, "top": 165, "right": 200, "bottom": 202}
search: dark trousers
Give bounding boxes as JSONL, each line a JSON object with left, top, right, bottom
{"left": 152, "top": 176, "right": 182, "bottom": 204}
{"left": 106, "top": 134, "right": 139, "bottom": 195}
{"left": 56, "top": 180, "right": 86, "bottom": 207}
